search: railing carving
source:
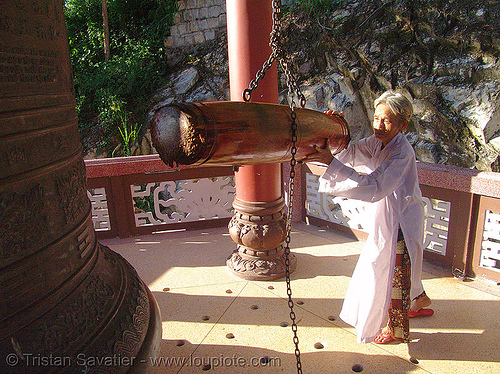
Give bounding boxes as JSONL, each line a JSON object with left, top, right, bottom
{"left": 88, "top": 187, "right": 111, "bottom": 232}
{"left": 85, "top": 157, "right": 500, "bottom": 283}
{"left": 480, "top": 210, "right": 500, "bottom": 273}
{"left": 422, "top": 197, "right": 450, "bottom": 256}
{"left": 306, "top": 173, "right": 451, "bottom": 256}
{"left": 131, "top": 177, "right": 235, "bottom": 227}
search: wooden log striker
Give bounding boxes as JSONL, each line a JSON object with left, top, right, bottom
{"left": 150, "top": 101, "right": 350, "bottom": 167}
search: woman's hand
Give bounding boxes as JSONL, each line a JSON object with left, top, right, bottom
{"left": 302, "top": 110, "right": 344, "bottom": 165}
{"left": 303, "top": 139, "right": 334, "bottom": 166}
{"left": 324, "top": 110, "right": 345, "bottom": 118}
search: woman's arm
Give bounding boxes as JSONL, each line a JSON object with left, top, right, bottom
{"left": 319, "top": 150, "right": 411, "bottom": 203}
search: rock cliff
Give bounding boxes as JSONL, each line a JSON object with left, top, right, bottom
{"left": 153, "top": 0, "right": 500, "bottom": 171}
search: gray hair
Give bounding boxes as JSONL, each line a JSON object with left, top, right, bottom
{"left": 374, "top": 90, "right": 413, "bottom": 124}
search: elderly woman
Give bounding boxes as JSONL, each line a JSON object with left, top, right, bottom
{"left": 305, "top": 90, "right": 432, "bottom": 344}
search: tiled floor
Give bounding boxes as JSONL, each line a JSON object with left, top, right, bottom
{"left": 102, "top": 223, "right": 500, "bottom": 374}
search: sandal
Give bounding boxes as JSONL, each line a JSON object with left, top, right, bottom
{"left": 409, "top": 308, "right": 434, "bottom": 318}
{"left": 374, "top": 332, "right": 403, "bottom": 344}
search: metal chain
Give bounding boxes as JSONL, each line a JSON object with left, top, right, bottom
{"left": 241, "top": 1, "right": 304, "bottom": 372}
{"left": 284, "top": 108, "right": 303, "bottom": 374}
{"left": 243, "top": 0, "right": 306, "bottom": 109}
{"left": 242, "top": 0, "right": 281, "bottom": 102}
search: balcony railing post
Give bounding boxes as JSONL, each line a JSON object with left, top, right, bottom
{"left": 449, "top": 191, "right": 476, "bottom": 279}
{"left": 111, "top": 175, "right": 134, "bottom": 238}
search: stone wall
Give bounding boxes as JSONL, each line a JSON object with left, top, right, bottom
{"left": 166, "top": 0, "right": 226, "bottom": 48}
{"left": 157, "top": 1, "right": 500, "bottom": 171}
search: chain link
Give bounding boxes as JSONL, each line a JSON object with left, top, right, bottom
{"left": 243, "top": 0, "right": 280, "bottom": 102}
{"left": 243, "top": 0, "right": 306, "bottom": 109}
{"left": 241, "top": 2, "right": 304, "bottom": 372}
{"left": 284, "top": 109, "right": 302, "bottom": 374}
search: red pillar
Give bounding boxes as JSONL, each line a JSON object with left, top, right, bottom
{"left": 226, "top": 0, "right": 296, "bottom": 280}
{"left": 227, "top": 0, "right": 281, "bottom": 202}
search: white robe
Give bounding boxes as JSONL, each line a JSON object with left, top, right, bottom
{"left": 318, "top": 133, "right": 425, "bottom": 343}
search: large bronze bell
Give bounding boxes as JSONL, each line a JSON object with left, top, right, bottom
{"left": 0, "top": 1, "right": 161, "bottom": 373}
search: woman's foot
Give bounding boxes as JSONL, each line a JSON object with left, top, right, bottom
{"left": 374, "top": 331, "right": 403, "bottom": 344}
{"left": 410, "top": 292, "right": 432, "bottom": 313}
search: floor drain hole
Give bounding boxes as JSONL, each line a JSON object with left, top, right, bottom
{"left": 327, "top": 315, "right": 336, "bottom": 321}
{"left": 250, "top": 305, "right": 259, "bottom": 310}
{"left": 410, "top": 357, "right": 419, "bottom": 364}
{"left": 352, "top": 363, "right": 364, "bottom": 372}
{"left": 226, "top": 333, "right": 235, "bottom": 339}
{"left": 201, "top": 315, "right": 210, "bottom": 321}
{"left": 279, "top": 322, "right": 289, "bottom": 327}
{"left": 314, "top": 342, "right": 324, "bottom": 349}
{"left": 175, "top": 340, "right": 184, "bottom": 347}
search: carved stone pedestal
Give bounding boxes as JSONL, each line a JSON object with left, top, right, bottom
{"left": 227, "top": 197, "right": 297, "bottom": 280}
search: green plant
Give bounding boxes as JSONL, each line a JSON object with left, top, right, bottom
{"left": 95, "top": 93, "right": 141, "bottom": 157}
{"left": 64, "top": 0, "right": 178, "bottom": 157}
{"left": 114, "top": 121, "right": 143, "bottom": 157}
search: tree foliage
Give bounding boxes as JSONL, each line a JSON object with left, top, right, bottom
{"left": 64, "top": 0, "right": 177, "bottom": 156}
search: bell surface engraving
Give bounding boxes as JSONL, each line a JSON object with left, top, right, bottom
{"left": 0, "top": 1, "right": 161, "bottom": 372}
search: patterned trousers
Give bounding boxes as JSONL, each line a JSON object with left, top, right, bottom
{"left": 387, "top": 228, "right": 411, "bottom": 342}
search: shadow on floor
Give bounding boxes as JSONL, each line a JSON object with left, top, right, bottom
{"left": 154, "top": 339, "right": 421, "bottom": 374}
{"left": 153, "top": 290, "right": 500, "bottom": 364}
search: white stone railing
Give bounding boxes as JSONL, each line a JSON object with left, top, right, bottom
{"left": 305, "top": 173, "right": 451, "bottom": 256}
{"left": 304, "top": 161, "right": 500, "bottom": 282}
{"left": 85, "top": 155, "right": 234, "bottom": 238}
{"left": 85, "top": 156, "right": 500, "bottom": 283}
